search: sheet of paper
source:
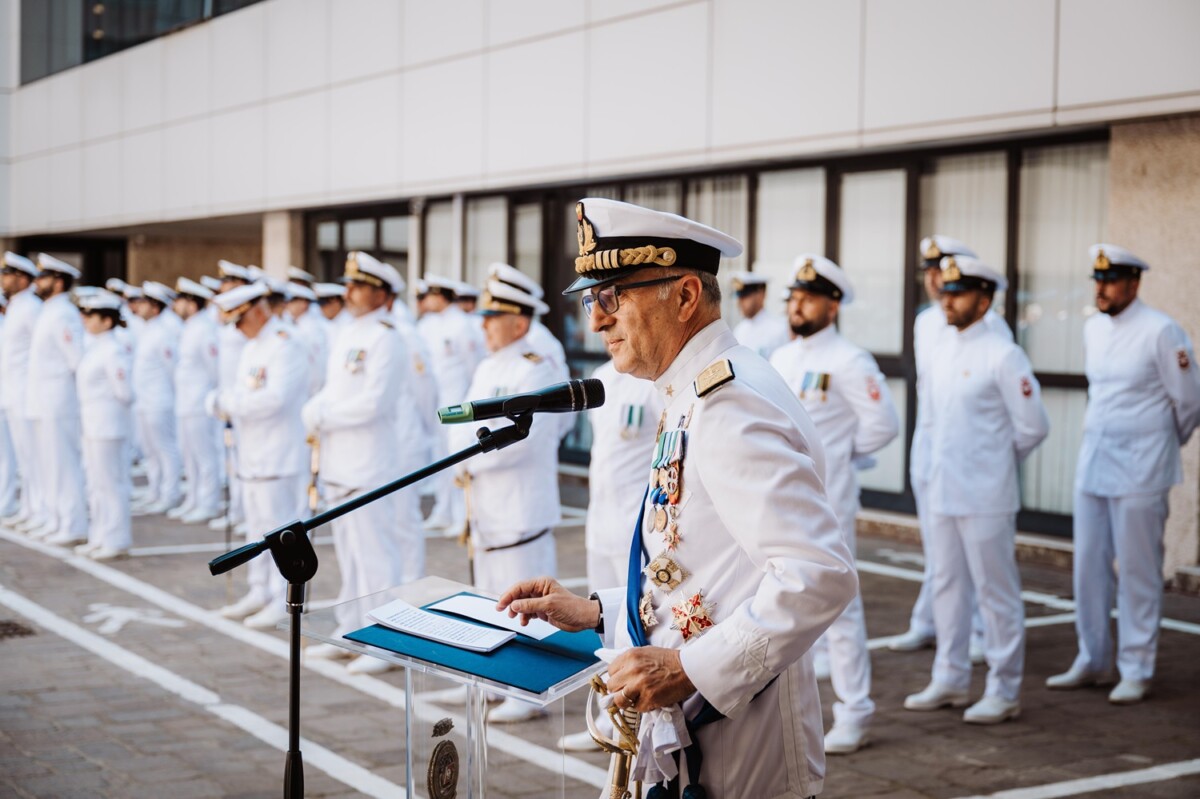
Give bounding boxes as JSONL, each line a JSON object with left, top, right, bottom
{"left": 428, "top": 594, "right": 560, "bottom": 641}
{"left": 367, "top": 598, "right": 515, "bottom": 652}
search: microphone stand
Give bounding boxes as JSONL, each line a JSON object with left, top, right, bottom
{"left": 208, "top": 413, "right": 534, "bottom": 799}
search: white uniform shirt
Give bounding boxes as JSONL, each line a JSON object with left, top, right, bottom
{"left": 217, "top": 322, "right": 247, "bottom": 394}
{"left": 926, "top": 319, "right": 1050, "bottom": 516}
{"left": 447, "top": 338, "right": 562, "bottom": 547}
{"left": 733, "top": 310, "right": 790, "bottom": 358}
{"left": 214, "top": 317, "right": 308, "bottom": 480}
{"left": 418, "top": 305, "right": 484, "bottom": 407}
{"left": 293, "top": 309, "right": 329, "bottom": 396}
{"left": 77, "top": 331, "right": 134, "bottom": 440}
{"left": 770, "top": 325, "right": 899, "bottom": 524}
{"left": 25, "top": 293, "right": 84, "bottom": 419}
{"left": 585, "top": 360, "right": 663, "bottom": 557}
{"left": 304, "top": 307, "right": 406, "bottom": 490}
{"left": 132, "top": 310, "right": 182, "bottom": 414}
{"left": 174, "top": 311, "right": 219, "bottom": 417}
{"left": 0, "top": 288, "right": 41, "bottom": 415}
{"left": 596, "top": 321, "right": 855, "bottom": 799}
{"left": 1076, "top": 298, "right": 1200, "bottom": 496}
{"left": 393, "top": 310, "right": 439, "bottom": 473}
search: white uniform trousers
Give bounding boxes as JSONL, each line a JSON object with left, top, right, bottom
{"left": 34, "top": 416, "right": 89, "bottom": 537}
{"left": 473, "top": 531, "right": 557, "bottom": 596}
{"left": 586, "top": 549, "right": 626, "bottom": 594}
{"left": 83, "top": 437, "right": 131, "bottom": 551}
{"left": 9, "top": 414, "right": 45, "bottom": 525}
{"left": 0, "top": 410, "right": 18, "bottom": 516}
{"left": 137, "top": 410, "right": 182, "bottom": 507}
{"left": 219, "top": 423, "right": 245, "bottom": 525}
{"left": 929, "top": 513, "right": 1024, "bottom": 700}
{"left": 426, "top": 428, "right": 466, "bottom": 530}
{"left": 1071, "top": 489, "right": 1170, "bottom": 682}
{"left": 178, "top": 414, "right": 221, "bottom": 513}
{"left": 332, "top": 489, "right": 425, "bottom": 635}
{"left": 825, "top": 516, "right": 874, "bottom": 728}
{"left": 908, "top": 478, "right": 986, "bottom": 645}
{"left": 242, "top": 474, "right": 307, "bottom": 608}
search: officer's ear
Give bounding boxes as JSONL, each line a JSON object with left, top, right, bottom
{"left": 675, "top": 272, "right": 704, "bottom": 323}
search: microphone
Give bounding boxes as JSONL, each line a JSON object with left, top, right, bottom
{"left": 438, "top": 379, "right": 605, "bottom": 424}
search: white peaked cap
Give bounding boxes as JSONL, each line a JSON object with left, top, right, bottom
{"left": 4, "top": 252, "right": 38, "bottom": 277}
{"left": 200, "top": 275, "right": 223, "bottom": 292}
{"left": 314, "top": 282, "right": 346, "bottom": 299}
{"left": 176, "top": 277, "right": 214, "bottom": 300}
{"left": 218, "top": 260, "right": 253, "bottom": 281}
{"left": 919, "top": 235, "right": 977, "bottom": 264}
{"left": 212, "top": 282, "right": 270, "bottom": 324}
{"left": 940, "top": 254, "right": 1008, "bottom": 293}
{"left": 788, "top": 254, "right": 855, "bottom": 305}
{"left": 78, "top": 290, "right": 125, "bottom": 313}
{"left": 488, "top": 262, "right": 543, "bottom": 299}
{"left": 286, "top": 283, "right": 318, "bottom": 302}
{"left": 142, "top": 281, "right": 177, "bottom": 305}
{"left": 479, "top": 278, "right": 550, "bottom": 317}
{"left": 37, "top": 252, "right": 81, "bottom": 279}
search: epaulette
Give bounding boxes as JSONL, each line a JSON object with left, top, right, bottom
{"left": 379, "top": 319, "right": 395, "bottom": 329}
{"left": 694, "top": 359, "right": 735, "bottom": 398}
{"left": 523, "top": 351, "right": 543, "bottom": 364}
{"left": 276, "top": 329, "right": 289, "bottom": 339}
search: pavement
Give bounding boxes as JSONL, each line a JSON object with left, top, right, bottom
{"left": 1, "top": 476, "right": 1198, "bottom": 798}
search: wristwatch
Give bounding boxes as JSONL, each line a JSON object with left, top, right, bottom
{"left": 588, "top": 592, "right": 604, "bottom": 635}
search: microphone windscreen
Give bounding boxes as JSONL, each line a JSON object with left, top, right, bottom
{"left": 577, "top": 378, "right": 605, "bottom": 410}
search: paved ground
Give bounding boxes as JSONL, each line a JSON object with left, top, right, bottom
{"left": 1, "top": 476, "right": 1198, "bottom": 798}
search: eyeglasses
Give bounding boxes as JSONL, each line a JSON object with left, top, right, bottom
{"left": 581, "top": 275, "right": 681, "bottom": 317}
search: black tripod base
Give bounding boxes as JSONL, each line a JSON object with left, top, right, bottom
{"left": 285, "top": 750, "right": 303, "bottom": 798}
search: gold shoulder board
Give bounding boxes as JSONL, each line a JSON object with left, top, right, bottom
{"left": 277, "top": 329, "right": 289, "bottom": 339}
{"left": 695, "top": 359, "right": 735, "bottom": 397}
{"left": 379, "top": 319, "right": 395, "bottom": 329}
{"left": 523, "top": 352, "right": 543, "bottom": 364}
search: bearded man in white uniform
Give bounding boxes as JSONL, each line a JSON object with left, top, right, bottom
{"left": 730, "top": 271, "right": 789, "bottom": 358}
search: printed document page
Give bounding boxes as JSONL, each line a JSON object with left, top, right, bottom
{"left": 428, "top": 594, "right": 559, "bottom": 641}
{"left": 366, "top": 599, "right": 515, "bottom": 652}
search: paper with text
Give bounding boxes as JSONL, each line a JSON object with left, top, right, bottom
{"left": 366, "top": 598, "right": 515, "bottom": 653}
{"left": 429, "top": 594, "right": 559, "bottom": 641}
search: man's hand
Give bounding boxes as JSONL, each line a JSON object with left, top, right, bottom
{"left": 606, "top": 647, "right": 696, "bottom": 713}
{"left": 495, "top": 577, "right": 598, "bottom": 632}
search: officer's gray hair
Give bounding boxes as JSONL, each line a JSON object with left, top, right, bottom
{"left": 656, "top": 268, "right": 722, "bottom": 308}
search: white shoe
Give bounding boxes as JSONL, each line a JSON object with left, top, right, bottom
{"left": 969, "top": 640, "right": 987, "bottom": 666}
{"left": 1108, "top": 679, "right": 1150, "bottom": 705}
{"left": 142, "top": 500, "right": 173, "bottom": 515}
{"left": 30, "top": 523, "right": 60, "bottom": 541}
{"left": 166, "top": 504, "right": 191, "bottom": 520}
{"left": 889, "top": 628, "right": 936, "bottom": 652}
{"left": 347, "top": 655, "right": 393, "bottom": 675}
{"left": 234, "top": 522, "right": 249, "bottom": 536}
{"left": 90, "top": 546, "right": 131, "bottom": 562}
{"left": 1, "top": 512, "right": 27, "bottom": 528}
{"left": 74, "top": 541, "right": 101, "bottom": 556}
{"left": 813, "top": 650, "right": 831, "bottom": 681}
{"left": 558, "top": 731, "right": 602, "bottom": 752}
{"left": 824, "top": 722, "right": 869, "bottom": 755}
{"left": 243, "top": 603, "right": 290, "bottom": 630}
{"left": 47, "top": 531, "right": 88, "bottom": 547}
{"left": 305, "top": 642, "right": 354, "bottom": 661}
{"left": 218, "top": 593, "right": 268, "bottom": 620}
{"left": 963, "top": 696, "right": 1020, "bottom": 724}
{"left": 904, "top": 682, "right": 970, "bottom": 711}
{"left": 181, "top": 507, "right": 220, "bottom": 524}
{"left": 15, "top": 515, "right": 43, "bottom": 532}
{"left": 487, "top": 697, "right": 546, "bottom": 724}
{"left": 422, "top": 515, "right": 450, "bottom": 532}
{"left": 208, "top": 515, "right": 230, "bottom": 531}
{"left": 1046, "top": 664, "right": 1113, "bottom": 690}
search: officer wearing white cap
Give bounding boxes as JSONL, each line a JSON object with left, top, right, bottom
{"left": 498, "top": 199, "right": 855, "bottom": 798}
{"left": 75, "top": 291, "right": 135, "bottom": 560}
{"left": 209, "top": 262, "right": 254, "bottom": 534}
{"left": 303, "top": 251, "right": 419, "bottom": 674}
{"left": 24, "top": 254, "right": 89, "bottom": 545}
{"left": 286, "top": 265, "right": 316, "bottom": 287}
{"left": 1, "top": 252, "right": 44, "bottom": 530}
{"left": 904, "top": 255, "right": 1049, "bottom": 725}
{"left": 0, "top": 293, "right": 17, "bottom": 519}
{"left": 731, "top": 270, "right": 789, "bottom": 358}
{"left": 454, "top": 280, "right": 480, "bottom": 314}
{"left": 200, "top": 275, "right": 223, "bottom": 293}
{"left": 447, "top": 276, "right": 562, "bottom": 723}
{"left": 1047, "top": 245, "right": 1200, "bottom": 704}
{"left": 891, "top": 235, "right": 1010, "bottom": 655}
{"left": 769, "top": 253, "right": 899, "bottom": 754}
{"left": 132, "top": 281, "right": 184, "bottom": 515}
{"left": 284, "top": 282, "right": 328, "bottom": 396}
{"left": 315, "top": 282, "right": 350, "bottom": 328}
{"left": 208, "top": 282, "right": 310, "bottom": 629}
{"left": 171, "top": 278, "right": 221, "bottom": 524}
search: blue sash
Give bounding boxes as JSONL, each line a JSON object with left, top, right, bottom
{"left": 625, "top": 485, "right": 651, "bottom": 647}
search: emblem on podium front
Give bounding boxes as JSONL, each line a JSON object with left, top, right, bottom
{"left": 428, "top": 739, "right": 459, "bottom": 799}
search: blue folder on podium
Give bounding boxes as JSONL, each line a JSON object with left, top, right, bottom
{"left": 344, "top": 591, "right": 602, "bottom": 695}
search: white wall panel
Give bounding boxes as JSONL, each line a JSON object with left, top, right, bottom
{"left": 863, "top": 0, "right": 1055, "bottom": 130}
{"left": 329, "top": 72, "right": 402, "bottom": 191}
{"left": 209, "top": 106, "right": 265, "bottom": 208}
{"left": 486, "top": 32, "right": 585, "bottom": 177}
{"left": 329, "top": 0, "right": 403, "bottom": 84}
{"left": 1058, "top": 0, "right": 1200, "bottom": 107}
{"left": 0, "top": 164, "right": 9, "bottom": 236}
{"left": 12, "top": 76, "right": 47, "bottom": 157}
{"left": 0, "top": 0, "right": 15, "bottom": 90}
{"left": 588, "top": 0, "right": 688, "bottom": 24}
{"left": 711, "top": 0, "right": 860, "bottom": 149}
{"left": 120, "top": 129, "right": 162, "bottom": 219}
{"left": 120, "top": 40, "right": 164, "bottom": 133}
{"left": 403, "top": 0, "right": 485, "bottom": 66}
{"left": 82, "top": 139, "right": 121, "bottom": 222}
{"left": 162, "top": 25, "right": 211, "bottom": 121}
{"left": 0, "top": 92, "right": 10, "bottom": 162}
{"left": 11, "top": 156, "right": 48, "bottom": 231}
{"left": 161, "top": 117, "right": 211, "bottom": 213}
{"left": 488, "top": 0, "right": 584, "bottom": 46}
{"left": 47, "top": 148, "right": 81, "bottom": 226}
{"left": 265, "top": 0, "right": 331, "bottom": 97}
{"left": 265, "top": 91, "right": 330, "bottom": 201}
{"left": 210, "top": 2, "right": 267, "bottom": 111}
{"left": 46, "top": 70, "right": 82, "bottom": 151}
{"left": 402, "top": 56, "right": 484, "bottom": 186}
{"left": 585, "top": 3, "right": 708, "bottom": 165}
{"left": 80, "top": 55, "right": 122, "bottom": 142}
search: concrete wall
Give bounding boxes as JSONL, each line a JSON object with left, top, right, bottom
{"left": 126, "top": 235, "right": 261, "bottom": 286}
{"left": 1108, "top": 113, "right": 1200, "bottom": 578}
{"left": 4, "top": 0, "right": 1200, "bottom": 238}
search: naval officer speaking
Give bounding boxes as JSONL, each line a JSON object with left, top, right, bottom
{"left": 498, "top": 198, "right": 856, "bottom": 799}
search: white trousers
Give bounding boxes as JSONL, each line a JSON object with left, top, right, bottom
{"left": 8, "top": 413, "right": 43, "bottom": 524}
{"left": 929, "top": 513, "right": 1025, "bottom": 701}
{"left": 137, "top": 410, "right": 182, "bottom": 507}
{"left": 427, "top": 428, "right": 465, "bottom": 529}
{"left": 178, "top": 413, "right": 221, "bottom": 513}
{"left": 1071, "top": 489, "right": 1170, "bottom": 682}
{"left": 33, "top": 416, "right": 89, "bottom": 536}
{"left": 83, "top": 437, "right": 131, "bottom": 551}
{"left": 820, "top": 513, "right": 873, "bottom": 728}
{"left": 242, "top": 474, "right": 308, "bottom": 607}
{"left": 908, "top": 478, "right": 985, "bottom": 644}
{"left": 0, "top": 410, "right": 18, "bottom": 515}
{"left": 332, "top": 488, "right": 426, "bottom": 634}
{"left": 473, "top": 531, "right": 557, "bottom": 596}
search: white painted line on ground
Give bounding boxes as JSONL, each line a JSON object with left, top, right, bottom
{"left": 560, "top": 505, "right": 588, "bottom": 519}
{"left": 0, "top": 529, "right": 608, "bottom": 789}
{"left": 0, "top": 583, "right": 404, "bottom": 799}
{"left": 954, "top": 757, "right": 1200, "bottom": 799}
{"left": 130, "top": 536, "right": 336, "bottom": 558}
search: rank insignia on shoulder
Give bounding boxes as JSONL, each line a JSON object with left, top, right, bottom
{"left": 1178, "top": 349, "right": 1191, "bottom": 370}
{"left": 523, "top": 352, "right": 543, "bottom": 364}
{"left": 694, "top": 359, "right": 734, "bottom": 397}
{"left": 277, "top": 329, "right": 289, "bottom": 339}
{"left": 379, "top": 319, "right": 394, "bottom": 329}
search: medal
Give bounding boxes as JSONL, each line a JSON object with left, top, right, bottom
{"left": 645, "top": 553, "right": 688, "bottom": 592}
{"left": 671, "top": 591, "right": 716, "bottom": 642}
{"left": 639, "top": 591, "right": 658, "bottom": 630}
{"left": 662, "top": 521, "right": 680, "bottom": 552}
{"left": 653, "top": 506, "right": 667, "bottom": 533}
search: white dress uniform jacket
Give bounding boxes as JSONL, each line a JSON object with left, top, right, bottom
{"left": 77, "top": 330, "right": 135, "bottom": 551}
{"left": 596, "top": 321, "right": 856, "bottom": 799}
{"left": 293, "top": 310, "right": 328, "bottom": 396}
{"left": 0, "top": 314, "right": 17, "bottom": 516}
{"left": 526, "top": 319, "right": 574, "bottom": 440}
{"left": 175, "top": 311, "right": 219, "bottom": 418}
{"left": 133, "top": 310, "right": 183, "bottom": 414}
{"left": 733, "top": 309, "right": 790, "bottom": 358}
{"left": 1, "top": 289, "right": 42, "bottom": 522}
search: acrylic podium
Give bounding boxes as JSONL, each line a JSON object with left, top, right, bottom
{"left": 300, "top": 576, "right": 607, "bottom": 799}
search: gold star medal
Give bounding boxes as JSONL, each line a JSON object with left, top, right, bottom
{"left": 639, "top": 591, "right": 658, "bottom": 630}
{"left": 645, "top": 553, "right": 688, "bottom": 592}
{"left": 671, "top": 591, "right": 716, "bottom": 642}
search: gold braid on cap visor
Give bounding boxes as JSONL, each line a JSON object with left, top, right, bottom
{"left": 479, "top": 291, "right": 526, "bottom": 315}
{"left": 344, "top": 263, "right": 384, "bottom": 288}
{"left": 221, "top": 300, "right": 255, "bottom": 324}
{"left": 574, "top": 201, "right": 678, "bottom": 274}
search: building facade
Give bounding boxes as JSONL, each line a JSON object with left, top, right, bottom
{"left": 2, "top": 0, "right": 1200, "bottom": 575}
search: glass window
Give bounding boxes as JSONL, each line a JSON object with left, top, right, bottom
{"left": 625, "top": 181, "right": 682, "bottom": 214}
{"left": 686, "top": 176, "right": 749, "bottom": 320}
{"left": 1020, "top": 387, "right": 1088, "bottom": 514}
{"left": 316, "top": 220, "right": 339, "bottom": 251}
{"left": 837, "top": 169, "right": 907, "bottom": 356}
{"left": 465, "top": 197, "right": 508, "bottom": 289}
{"left": 1016, "top": 142, "right": 1109, "bottom": 374}
{"left": 858, "top": 377, "right": 908, "bottom": 494}
{"left": 423, "top": 202, "right": 456, "bottom": 278}
{"left": 380, "top": 215, "right": 410, "bottom": 253}
{"left": 513, "top": 203, "right": 542, "bottom": 281}
{"left": 342, "top": 219, "right": 376, "bottom": 251}
{"left": 754, "top": 167, "right": 826, "bottom": 301}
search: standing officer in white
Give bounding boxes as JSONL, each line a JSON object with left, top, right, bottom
{"left": 208, "top": 283, "right": 310, "bottom": 629}
{"left": 172, "top": 278, "right": 222, "bottom": 523}
{"left": 303, "top": 253, "right": 418, "bottom": 675}
{"left": 0, "top": 295, "right": 18, "bottom": 519}
{"left": 2, "top": 253, "right": 44, "bottom": 531}
{"left": 904, "top": 255, "right": 1049, "bottom": 724}
{"left": 75, "top": 292, "right": 135, "bottom": 560}
{"left": 892, "top": 235, "right": 1010, "bottom": 657}
{"left": 731, "top": 271, "right": 790, "bottom": 358}
{"left": 315, "top": 283, "right": 351, "bottom": 328}
{"left": 132, "top": 281, "right": 184, "bottom": 514}
{"left": 285, "top": 282, "right": 328, "bottom": 396}
{"left": 25, "top": 254, "right": 88, "bottom": 545}
{"left": 770, "top": 254, "right": 899, "bottom": 754}
{"left": 1047, "top": 245, "right": 1200, "bottom": 704}
{"left": 209, "top": 260, "right": 254, "bottom": 534}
